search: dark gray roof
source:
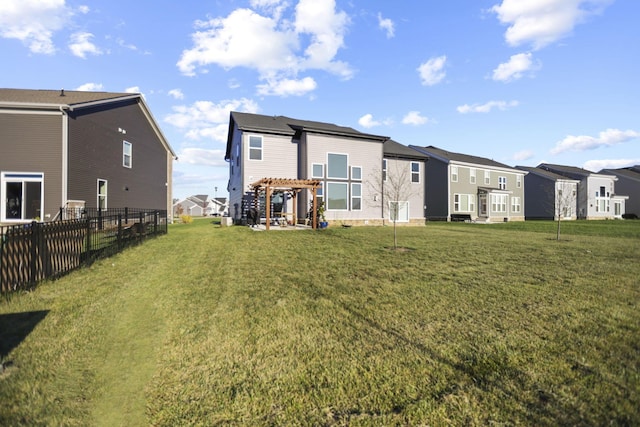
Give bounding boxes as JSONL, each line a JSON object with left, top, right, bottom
{"left": 410, "top": 145, "right": 518, "bottom": 170}
{"left": 537, "top": 163, "right": 598, "bottom": 180}
{"left": 600, "top": 167, "right": 640, "bottom": 182}
{"left": 384, "top": 139, "right": 429, "bottom": 160}
{"left": 0, "top": 88, "right": 138, "bottom": 109}
{"left": 516, "top": 166, "right": 578, "bottom": 181}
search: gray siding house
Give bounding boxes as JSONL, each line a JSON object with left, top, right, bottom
{"left": 599, "top": 166, "right": 640, "bottom": 217}
{"left": 225, "top": 112, "right": 428, "bottom": 225}
{"left": 516, "top": 166, "right": 579, "bottom": 220}
{"left": 537, "top": 163, "right": 627, "bottom": 219}
{"left": 409, "top": 145, "right": 526, "bottom": 222}
{"left": 0, "top": 89, "right": 176, "bottom": 224}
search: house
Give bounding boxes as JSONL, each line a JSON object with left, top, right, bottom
{"left": 598, "top": 165, "right": 640, "bottom": 217}
{"left": 408, "top": 145, "right": 526, "bottom": 222}
{"left": 0, "top": 88, "right": 176, "bottom": 224}
{"left": 516, "top": 166, "right": 580, "bottom": 220}
{"left": 173, "top": 195, "right": 229, "bottom": 217}
{"left": 224, "top": 112, "right": 428, "bottom": 225}
{"left": 537, "top": 163, "right": 628, "bottom": 219}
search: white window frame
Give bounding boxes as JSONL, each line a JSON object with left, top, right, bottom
{"left": 516, "top": 175, "right": 522, "bottom": 188}
{"left": 470, "top": 168, "right": 476, "bottom": 184}
{"left": 411, "top": 161, "right": 420, "bottom": 183}
{"left": 498, "top": 176, "right": 507, "bottom": 190}
{"left": 389, "top": 201, "right": 409, "bottom": 222}
{"left": 97, "top": 179, "right": 108, "bottom": 210}
{"left": 248, "top": 135, "right": 263, "bottom": 161}
{"left": 1, "top": 172, "right": 45, "bottom": 222}
{"left": 382, "top": 159, "right": 387, "bottom": 182}
{"left": 484, "top": 170, "right": 491, "bottom": 185}
{"left": 351, "top": 183, "right": 362, "bottom": 211}
{"left": 351, "top": 165, "right": 362, "bottom": 181}
{"left": 327, "top": 153, "right": 349, "bottom": 179}
{"left": 454, "top": 194, "right": 476, "bottom": 213}
{"left": 451, "top": 166, "right": 458, "bottom": 182}
{"left": 123, "top": 140, "right": 132, "bottom": 168}
{"left": 312, "top": 163, "right": 324, "bottom": 179}
{"left": 491, "top": 194, "right": 508, "bottom": 213}
{"left": 326, "top": 182, "right": 348, "bottom": 210}
{"left": 511, "top": 196, "right": 521, "bottom": 213}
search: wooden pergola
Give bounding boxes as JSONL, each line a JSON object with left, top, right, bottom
{"left": 249, "top": 178, "right": 322, "bottom": 230}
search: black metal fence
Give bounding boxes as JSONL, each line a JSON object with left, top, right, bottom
{"left": 1, "top": 209, "right": 167, "bottom": 294}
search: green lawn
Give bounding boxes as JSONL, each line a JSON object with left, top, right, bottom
{"left": 1, "top": 219, "right": 639, "bottom": 426}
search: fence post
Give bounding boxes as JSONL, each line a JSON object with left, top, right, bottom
{"left": 154, "top": 211, "right": 158, "bottom": 234}
{"left": 85, "top": 218, "right": 91, "bottom": 259}
{"left": 125, "top": 207, "right": 129, "bottom": 224}
{"left": 29, "top": 221, "right": 39, "bottom": 286}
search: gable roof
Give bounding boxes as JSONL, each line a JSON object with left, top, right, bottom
{"left": 410, "top": 145, "right": 521, "bottom": 171}
{"left": 0, "top": 88, "right": 176, "bottom": 158}
{"left": 600, "top": 166, "right": 640, "bottom": 182}
{"left": 516, "top": 166, "right": 579, "bottom": 182}
{"left": 226, "top": 111, "right": 388, "bottom": 160}
{"left": 384, "top": 139, "right": 429, "bottom": 160}
{"left": 537, "top": 163, "right": 618, "bottom": 181}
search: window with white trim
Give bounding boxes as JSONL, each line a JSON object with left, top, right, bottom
{"left": 511, "top": 196, "right": 521, "bottom": 213}
{"left": 2, "top": 172, "right": 44, "bottom": 221}
{"left": 411, "top": 162, "right": 420, "bottom": 183}
{"left": 312, "top": 163, "right": 324, "bottom": 178}
{"left": 454, "top": 194, "right": 476, "bottom": 213}
{"left": 123, "top": 141, "right": 132, "bottom": 168}
{"left": 470, "top": 168, "right": 476, "bottom": 184}
{"left": 351, "top": 166, "right": 362, "bottom": 180}
{"left": 97, "top": 179, "right": 108, "bottom": 210}
{"left": 249, "top": 135, "right": 262, "bottom": 160}
{"left": 351, "top": 183, "right": 362, "bottom": 210}
{"left": 451, "top": 166, "right": 458, "bottom": 182}
{"left": 498, "top": 176, "right": 506, "bottom": 190}
{"left": 389, "top": 201, "right": 409, "bottom": 222}
{"left": 484, "top": 170, "right": 491, "bottom": 185}
{"left": 327, "top": 153, "right": 348, "bottom": 179}
{"left": 491, "top": 194, "right": 507, "bottom": 213}
{"left": 327, "top": 182, "right": 348, "bottom": 210}
{"left": 516, "top": 175, "right": 522, "bottom": 188}
{"left": 382, "top": 159, "right": 387, "bottom": 182}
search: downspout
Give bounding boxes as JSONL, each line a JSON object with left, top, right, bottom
{"left": 60, "top": 106, "right": 69, "bottom": 214}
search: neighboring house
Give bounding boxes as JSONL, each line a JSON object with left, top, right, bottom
{"left": 599, "top": 165, "right": 640, "bottom": 217}
{"left": 516, "top": 166, "right": 580, "bottom": 220}
{"left": 173, "top": 195, "right": 229, "bottom": 217}
{"left": 225, "top": 112, "right": 426, "bottom": 225}
{"left": 211, "top": 197, "right": 229, "bottom": 216}
{"left": 0, "top": 88, "right": 176, "bottom": 224}
{"left": 409, "top": 145, "right": 526, "bottom": 222}
{"left": 537, "top": 163, "right": 628, "bottom": 219}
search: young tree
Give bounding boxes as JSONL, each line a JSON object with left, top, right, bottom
{"left": 555, "top": 181, "right": 577, "bottom": 241}
{"left": 368, "top": 157, "right": 421, "bottom": 250}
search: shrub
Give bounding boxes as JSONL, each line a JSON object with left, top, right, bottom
{"left": 180, "top": 214, "right": 193, "bottom": 224}
{"left": 622, "top": 213, "right": 638, "bottom": 219}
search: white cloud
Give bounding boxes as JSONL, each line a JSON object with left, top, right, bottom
{"left": 402, "top": 111, "right": 429, "bottom": 126}
{"left": 491, "top": 0, "right": 613, "bottom": 50}
{"left": 492, "top": 52, "right": 536, "bottom": 82}
{"left": 165, "top": 98, "right": 259, "bottom": 143}
{"left": 457, "top": 100, "right": 519, "bottom": 114}
{"left": 168, "top": 89, "right": 185, "bottom": 100}
{"left": 358, "top": 114, "right": 380, "bottom": 128}
{"left": 69, "top": 32, "right": 103, "bottom": 58}
{"left": 256, "top": 76, "right": 317, "bottom": 96}
{"left": 0, "top": 0, "right": 71, "bottom": 54}
{"left": 417, "top": 55, "right": 447, "bottom": 86}
{"left": 75, "top": 82, "right": 104, "bottom": 91}
{"left": 78, "top": 5, "right": 90, "bottom": 14}
{"left": 513, "top": 149, "right": 534, "bottom": 161}
{"left": 177, "top": 0, "right": 352, "bottom": 94}
{"left": 125, "top": 86, "right": 140, "bottom": 94}
{"left": 551, "top": 128, "right": 639, "bottom": 154}
{"left": 378, "top": 13, "right": 395, "bottom": 38}
{"left": 178, "top": 148, "right": 228, "bottom": 167}
{"left": 583, "top": 158, "right": 640, "bottom": 172}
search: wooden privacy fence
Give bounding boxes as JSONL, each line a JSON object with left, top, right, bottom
{"left": 1, "top": 210, "right": 167, "bottom": 294}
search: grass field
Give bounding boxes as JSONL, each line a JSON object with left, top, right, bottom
{"left": 1, "top": 219, "right": 638, "bottom": 426}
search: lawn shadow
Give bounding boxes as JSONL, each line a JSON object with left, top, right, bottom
{"left": 0, "top": 310, "right": 49, "bottom": 360}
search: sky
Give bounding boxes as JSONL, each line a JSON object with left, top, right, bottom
{"left": 1, "top": 0, "right": 639, "bottom": 201}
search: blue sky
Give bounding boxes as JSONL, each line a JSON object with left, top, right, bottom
{"left": 2, "top": 0, "right": 638, "bottom": 200}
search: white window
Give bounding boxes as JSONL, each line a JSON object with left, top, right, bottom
{"left": 351, "top": 183, "right": 362, "bottom": 210}
{"left": 317, "top": 182, "right": 324, "bottom": 204}
{"left": 484, "top": 170, "right": 491, "bottom": 185}
{"left": 511, "top": 196, "right": 521, "bottom": 213}
{"left": 2, "top": 172, "right": 44, "bottom": 221}
{"left": 491, "top": 194, "right": 508, "bottom": 213}
{"left": 327, "top": 182, "right": 348, "bottom": 210}
{"left": 249, "top": 135, "right": 262, "bottom": 160}
{"left": 389, "top": 201, "right": 409, "bottom": 222}
{"left": 411, "top": 162, "right": 420, "bottom": 183}
{"left": 327, "top": 153, "right": 348, "bottom": 179}
{"left": 454, "top": 194, "right": 476, "bottom": 213}
{"left": 312, "top": 163, "right": 324, "bottom": 178}
{"left": 97, "top": 179, "right": 108, "bottom": 209}
{"left": 382, "top": 159, "right": 387, "bottom": 182}
{"left": 351, "top": 166, "right": 362, "bottom": 180}
{"left": 470, "top": 168, "right": 476, "bottom": 184}
{"left": 123, "top": 141, "right": 132, "bottom": 168}
{"left": 516, "top": 175, "right": 522, "bottom": 188}
{"left": 498, "top": 176, "right": 507, "bottom": 190}
{"left": 451, "top": 166, "right": 458, "bottom": 182}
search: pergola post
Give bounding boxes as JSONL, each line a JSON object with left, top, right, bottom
{"left": 265, "top": 186, "right": 272, "bottom": 230}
